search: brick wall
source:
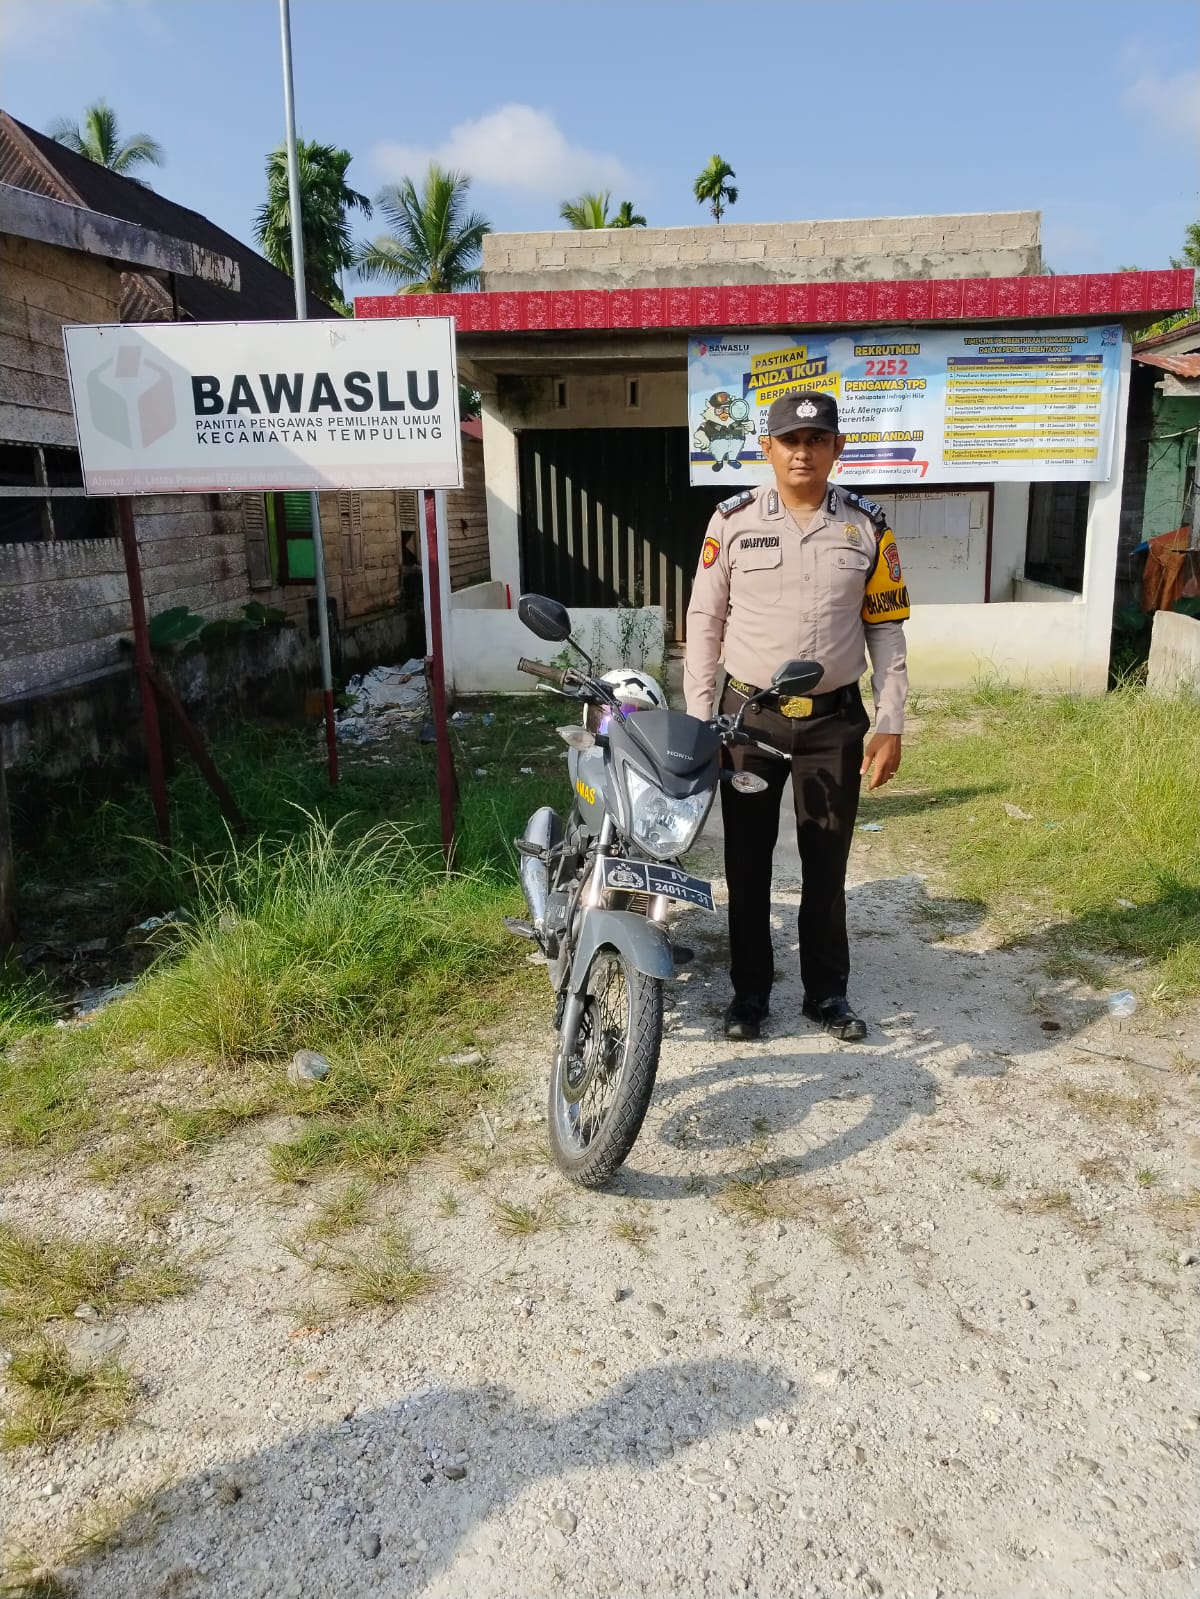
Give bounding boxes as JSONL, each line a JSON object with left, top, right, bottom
{"left": 481, "top": 212, "right": 1042, "bottom": 292}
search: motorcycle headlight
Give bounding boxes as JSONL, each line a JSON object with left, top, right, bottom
{"left": 625, "top": 769, "right": 712, "bottom": 859}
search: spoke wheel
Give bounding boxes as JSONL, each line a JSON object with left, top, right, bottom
{"left": 548, "top": 946, "right": 662, "bottom": 1188}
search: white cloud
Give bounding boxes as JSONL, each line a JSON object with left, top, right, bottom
{"left": 0, "top": 0, "right": 165, "bottom": 52}
{"left": 1120, "top": 47, "right": 1200, "bottom": 142}
{"left": 370, "top": 104, "right": 635, "bottom": 198}
{"left": 0, "top": 0, "right": 107, "bottom": 49}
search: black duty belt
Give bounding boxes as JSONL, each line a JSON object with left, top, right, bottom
{"left": 726, "top": 676, "right": 854, "bottom": 720}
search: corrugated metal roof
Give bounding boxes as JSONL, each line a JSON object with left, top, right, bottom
{"left": 1133, "top": 349, "right": 1200, "bottom": 378}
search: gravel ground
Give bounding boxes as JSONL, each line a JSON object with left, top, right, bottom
{"left": 3, "top": 808, "right": 1198, "bottom": 1599}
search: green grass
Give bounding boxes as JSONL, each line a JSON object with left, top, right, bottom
{"left": 323, "top": 1225, "right": 438, "bottom": 1313}
{"left": 0, "top": 1224, "right": 193, "bottom": 1340}
{"left": 869, "top": 683, "right": 1200, "bottom": 1000}
{"left": 1, "top": 1339, "right": 134, "bottom": 1452}
{"left": 299, "top": 1178, "right": 373, "bottom": 1242}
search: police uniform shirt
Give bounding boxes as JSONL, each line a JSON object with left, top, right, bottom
{"left": 683, "top": 484, "right": 910, "bottom": 732}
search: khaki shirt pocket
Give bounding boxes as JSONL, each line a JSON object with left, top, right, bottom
{"left": 823, "top": 547, "right": 874, "bottom": 607}
{"left": 733, "top": 542, "right": 782, "bottom": 601}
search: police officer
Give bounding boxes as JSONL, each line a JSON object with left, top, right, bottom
{"left": 683, "top": 389, "right": 910, "bottom": 1042}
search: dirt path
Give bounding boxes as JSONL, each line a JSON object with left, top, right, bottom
{"left": 4, "top": 812, "right": 1199, "bottom": 1598}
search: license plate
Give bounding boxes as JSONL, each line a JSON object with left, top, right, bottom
{"left": 600, "top": 857, "right": 715, "bottom": 912}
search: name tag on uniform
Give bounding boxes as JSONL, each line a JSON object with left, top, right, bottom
{"left": 738, "top": 535, "right": 780, "bottom": 550}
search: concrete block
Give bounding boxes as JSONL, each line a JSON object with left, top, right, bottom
{"left": 734, "top": 240, "right": 767, "bottom": 259}
{"left": 781, "top": 221, "right": 815, "bottom": 240}
{"left": 789, "top": 238, "right": 826, "bottom": 257}
{"left": 1148, "top": 610, "right": 1200, "bottom": 697}
{"left": 505, "top": 248, "right": 537, "bottom": 273}
{"left": 537, "top": 249, "right": 567, "bottom": 268}
{"left": 677, "top": 243, "right": 710, "bottom": 262}
{"left": 705, "top": 242, "right": 737, "bottom": 262}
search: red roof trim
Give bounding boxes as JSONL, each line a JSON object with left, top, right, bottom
{"left": 356, "top": 270, "right": 1194, "bottom": 332}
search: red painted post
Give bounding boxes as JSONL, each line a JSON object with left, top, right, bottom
{"left": 422, "top": 490, "right": 457, "bottom": 866}
{"left": 117, "top": 497, "right": 170, "bottom": 845}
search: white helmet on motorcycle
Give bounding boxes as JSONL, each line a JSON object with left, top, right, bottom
{"left": 599, "top": 667, "right": 666, "bottom": 712}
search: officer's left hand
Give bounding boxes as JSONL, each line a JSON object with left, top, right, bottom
{"left": 861, "top": 733, "right": 902, "bottom": 791}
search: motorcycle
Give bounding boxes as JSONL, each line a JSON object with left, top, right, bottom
{"left": 508, "top": 592, "right": 824, "bottom": 1188}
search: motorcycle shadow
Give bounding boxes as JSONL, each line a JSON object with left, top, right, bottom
{"left": 619, "top": 1039, "right": 941, "bottom": 1201}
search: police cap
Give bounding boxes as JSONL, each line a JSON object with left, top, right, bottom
{"left": 766, "top": 389, "right": 840, "bottom": 436}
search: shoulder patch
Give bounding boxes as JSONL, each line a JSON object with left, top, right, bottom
{"left": 717, "top": 489, "right": 757, "bottom": 518}
{"left": 701, "top": 535, "right": 721, "bottom": 569}
{"left": 845, "top": 489, "right": 888, "bottom": 531}
{"left": 765, "top": 488, "right": 780, "bottom": 516}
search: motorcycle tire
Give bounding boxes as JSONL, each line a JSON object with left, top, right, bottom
{"left": 547, "top": 944, "right": 662, "bottom": 1188}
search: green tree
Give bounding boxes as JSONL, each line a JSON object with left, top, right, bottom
{"left": 46, "top": 99, "right": 164, "bottom": 183}
{"left": 1169, "top": 221, "right": 1200, "bottom": 271}
{"left": 358, "top": 165, "right": 490, "bottom": 293}
{"left": 611, "top": 200, "right": 647, "bottom": 229}
{"left": 693, "top": 154, "right": 737, "bottom": 223}
{"left": 255, "top": 141, "right": 371, "bottom": 313}
{"left": 559, "top": 191, "right": 646, "bottom": 228}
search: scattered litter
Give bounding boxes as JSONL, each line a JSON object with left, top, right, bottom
{"left": 482, "top": 714, "right": 494, "bottom": 726}
{"left": 130, "top": 910, "right": 188, "bottom": 938}
{"left": 858, "top": 822, "right": 884, "bottom": 833}
{"left": 474, "top": 768, "right": 488, "bottom": 777}
{"left": 288, "top": 1049, "right": 332, "bottom": 1086}
{"left": 520, "top": 767, "right": 535, "bottom": 776}
{"left": 1106, "top": 990, "right": 1138, "bottom": 1019}
{"left": 1040, "top": 1020, "right": 1062, "bottom": 1032}
{"left": 1115, "top": 898, "right": 1136, "bottom": 911}
{"left": 419, "top": 723, "right": 436, "bottom": 744}
{"left": 336, "top": 661, "right": 429, "bottom": 744}
{"left": 439, "top": 1049, "right": 484, "bottom": 1068}
{"left": 65, "top": 981, "right": 136, "bottom": 1020}
{"left": 1003, "top": 803, "right": 1034, "bottom": 821}
{"left": 450, "top": 710, "right": 473, "bottom": 726}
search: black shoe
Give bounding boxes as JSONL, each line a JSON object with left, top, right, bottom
{"left": 723, "top": 994, "right": 769, "bottom": 1040}
{"left": 802, "top": 996, "right": 867, "bottom": 1042}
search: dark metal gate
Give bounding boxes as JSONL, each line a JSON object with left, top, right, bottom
{"left": 517, "top": 427, "right": 724, "bottom": 643}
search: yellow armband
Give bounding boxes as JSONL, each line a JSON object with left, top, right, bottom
{"left": 861, "top": 529, "right": 911, "bottom": 624}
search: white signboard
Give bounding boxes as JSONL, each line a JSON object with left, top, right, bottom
{"left": 63, "top": 317, "right": 462, "bottom": 494}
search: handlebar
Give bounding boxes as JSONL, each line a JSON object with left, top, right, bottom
{"left": 517, "top": 657, "right": 573, "bottom": 689}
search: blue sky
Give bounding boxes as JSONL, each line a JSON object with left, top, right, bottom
{"left": 3, "top": 0, "right": 1197, "bottom": 298}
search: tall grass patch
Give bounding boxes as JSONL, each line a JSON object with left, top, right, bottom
{"left": 871, "top": 684, "right": 1200, "bottom": 998}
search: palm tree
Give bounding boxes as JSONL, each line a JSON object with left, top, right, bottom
{"left": 46, "top": 100, "right": 164, "bottom": 184}
{"left": 559, "top": 192, "right": 647, "bottom": 230}
{"left": 560, "top": 190, "right": 615, "bottom": 229}
{"left": 693, "top": 155, "right": 738, "bottom": 223}
{"left": 255, "top": 141, "right": 371, "bottom": 312}
{"left": 358, "top": 165, "right": 490, "bottom": 293}
{"left": 611, "top": 200, "right": 647, "bottom": 229}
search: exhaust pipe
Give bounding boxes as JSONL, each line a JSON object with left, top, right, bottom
{"left": 519, "top": 806, "right": 559, "bottom": 932}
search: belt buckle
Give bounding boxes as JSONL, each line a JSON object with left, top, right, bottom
{"left": 779, "top": 695, "right": 813, "bottom": 719}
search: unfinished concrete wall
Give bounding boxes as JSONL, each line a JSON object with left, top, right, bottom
{"left": 1148, "top": 609, "right": 1200, "bottom": 696}
{"left": 481, "top": 212, "right": 1042, "bottom": 293}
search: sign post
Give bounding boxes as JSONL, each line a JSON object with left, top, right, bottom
{"left": 278, "top": 0, "right": 338, "bottom": 783}
{"left": 63, "top": 314, "right": 463, "bottom": 852}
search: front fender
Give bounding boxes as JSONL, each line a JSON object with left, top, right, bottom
{"left": 569, "top": 910, "right": 673, "bottom": 994}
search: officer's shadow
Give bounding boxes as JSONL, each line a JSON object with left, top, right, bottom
{"left": 618, "top": 876, "right": 1028, "bottom": 1203}
{"left": 76, "top": 1357, "right": 788, "bottom": 1596}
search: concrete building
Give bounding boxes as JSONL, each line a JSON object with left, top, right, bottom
{"left": 358, "top": 212, "right": 1194, "bottom": 696}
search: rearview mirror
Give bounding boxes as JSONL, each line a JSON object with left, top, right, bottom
{"left": 772, "top": 658, "right": 824, "bottom": 698}
{"left": 518, "top": 593, "right": 572, "bottom": 643}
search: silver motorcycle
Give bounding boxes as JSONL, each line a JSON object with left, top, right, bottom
{"left": 508, "top": 593, "right": 823, "bottom": 1187}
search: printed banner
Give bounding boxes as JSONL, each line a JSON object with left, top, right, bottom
{"left": 63, "top": 317, "right": 462, "bottom": 494}
{"left": 688, "top": 324, "right": 1123, "bottom": 486}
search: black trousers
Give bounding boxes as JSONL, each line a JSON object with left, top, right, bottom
{"left": 718, "top": 681, "right": 871, "bottom": 1004}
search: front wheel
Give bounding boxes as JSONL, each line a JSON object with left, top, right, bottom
{"left": 547, "top": 946, "right": 662, "bottom": 1187}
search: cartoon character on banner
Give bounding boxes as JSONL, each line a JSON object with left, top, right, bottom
{"left": 693, "top": 391, "right": 756, "bottom": 473}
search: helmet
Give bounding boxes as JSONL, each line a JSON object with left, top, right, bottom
{"left": 599, "top": 667, "right": 667, "bottom": 712}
